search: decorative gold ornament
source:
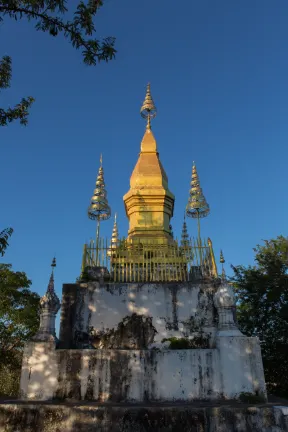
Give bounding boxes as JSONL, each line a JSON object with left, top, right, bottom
{"left": 186, "top": 162, "right": 210, "bottom": 220}
{"left": 140, "top": 83, "right": 157, "bottom": 129}
{"left": 186, "top": 162, "right": 210, "bottom": 263}
{"left": 82, "top": 236, "right": 218, "bottom": 283}
{"left": 88, "top": 155, "right": 111, "bottom": 265}
{"left": 207, "top": 238, "right": 218, "bottom": 278}
{"left": 107, "top": 213, "right": 119, "bottom": 256}
{"left": 88, "top": 155, "right": 111, "bottom": 222}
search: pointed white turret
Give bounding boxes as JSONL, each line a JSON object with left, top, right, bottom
{"left": 33, "top": 258, "right": 60, "bottom": 341}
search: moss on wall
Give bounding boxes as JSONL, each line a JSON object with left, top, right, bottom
{"left": 161, "top": 335, "right": 209, "bottom": 349}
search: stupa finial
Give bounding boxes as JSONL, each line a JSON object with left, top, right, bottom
{"left": 186, "top": 162, "right": 210, "bottom": 249}
{"left": 186, "top": 162, "right": 210, "bottom": 220}
{"left": 220, "top": 249, "right": 225, "bottom": 264}
{"left": 88, "top": 156, "right": 111, "bottom": 265}
{"left": 220, "top": 250, "right": 226, "bottom": 280}
{"left": 111, "top": 213, "right": 119, "bottom": 247}
{"left": 88, "top": 155, "right": 111, "bottom": 222}
{"left": 140, "top": 83, "right": 157, "bottom": 129}
{"left": 107, "top": 213, "right": 119, "bottom": 257}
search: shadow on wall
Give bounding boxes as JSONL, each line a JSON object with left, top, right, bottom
{"left": 70, "top": 283, "right": 217, "bottom": 350}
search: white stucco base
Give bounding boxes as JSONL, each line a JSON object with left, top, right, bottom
{"left": 216, "top": 335, "right": 267, "bottom": 399}
{"left": 20, "top": 342, "right": 59, "bottom": 400}
{"left": 20, "top": 336, "right": 266, "bottom": 402}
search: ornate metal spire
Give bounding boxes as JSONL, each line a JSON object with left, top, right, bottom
{"left": 186, "top": 162, "right": 210, "bottom": 263}
{"left": 181, "top": 214, "right": 189, "bottom": 248}
{"left": 88, "top": 155, "right": 111, "bottom": 222}
{"left": 39, "top": 258, "right": 60, "bottom": 312}
{"left": 110, "top": 213, "right": 119, "bottom": 251}
{"left": 140, "top": 83, "right": 157, "bottom": 129}
{"left": 220, "top": 249, "right": 226, "bottom": 280}
{"left": 88, "top": 155, "right": 111, "bottom": 265}
{"left": 207, "top": 238, "right": 218, "bottom": 278}
{"left": 220, "top": 250, "right": 225, "bottom": 264}
{"left": 186, "top": 162, "right": 210, "bottom": 220}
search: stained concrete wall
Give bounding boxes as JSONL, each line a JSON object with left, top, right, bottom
{"left": 20, "top": 338, "right": 266, "bottom": 402}
{"left": 1, "top": 404, "right": 288, "bottom": 432}
{"left": 55, "top": 349, "right": 222, "bottom": 402}
{"left": 59, "top": 282, "right": 217, "bottom": 349}
{"left": 217, "top": 336, "right": 267, "bottom": 400}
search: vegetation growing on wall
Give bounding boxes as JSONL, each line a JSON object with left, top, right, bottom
{"left": 161, "top": 335, "right": 209, "bottom": 349}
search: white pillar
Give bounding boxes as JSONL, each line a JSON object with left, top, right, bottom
{"left": 214, "top": 282, "right": 267, "bottom": 400}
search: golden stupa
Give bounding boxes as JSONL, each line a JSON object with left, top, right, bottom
{"left": 123, "top": 84, "right": 175, "bottom": 244}
{"left": 82, "top": 84, "right": 217, "bottom": 283}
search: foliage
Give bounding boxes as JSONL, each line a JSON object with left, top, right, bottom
{"left": 0, "top": 363, "right": 21, "bottom": 398}
{"left": 0, "top": 0, "right": 116, "bottom": 126}
{"left": 161, "top": 335, "right": 209, "bottom": 349}
{"left": 231, "top": 236, "right": 288, "bottom": 397}
{"left": 0, "top": 263, "right": 40, "bottom": 396}
{"left": 238, "top": 392, "right": 266, "bottom": 404}
{"left": 0, "top": 227, "right": 13, "bottom": 256}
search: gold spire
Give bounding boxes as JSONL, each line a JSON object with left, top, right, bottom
{"left": 207, "top": 237, "right": 218, "bottom": 278}
{"left": 107, "top": 213, "right": 119, "bottom": 256}
{"left": 88, "top": 155, "right": 111, "bottom": 265}
{"left": 186, "top": 162, "right": 210, "bottom": 258}
{"left": 111, "top": 213, "right": 119, "bottom": 247}
{"left": 140, "top": 83, "right": 157, "bottom": 130}
{"left": 88, "top": 155, "right": 111, "bottom": 222}
{"left": 186, "top": 162, "right": 210, "bottom": 219}
{"left": 123, "top": 84, "right": 174, "bottom": 244}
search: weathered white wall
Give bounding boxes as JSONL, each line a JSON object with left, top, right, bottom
{"left": 20, "top": 282, "right": 266, "bottom": 403}
{"left": 22, "top": 347, "right": 221, "bottom": 401}
{"left": 74, "top": 282, "right": 216, "bottom": 347}
{"left": 217, "top": 336, "right": 267, "bottom": 399}
{"left": 20, "top": 338, "right": 266, "bottom": 402}
{"left": 20, "top": 342, "right": 59, "bottom": 400}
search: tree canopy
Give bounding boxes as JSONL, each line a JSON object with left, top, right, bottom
{"left": 0, "top": 0, "right": 116, "bottom": 126}
{"left": 0, "top": 263, "right": 39, "bottom": 396}
{"left": 0, "top": 227, "right": 13, "bottom": 256}
{"left": 0, "top": 263, "right": 40, "bottom": 368}
{"left": 231, "top": 236, "right": 288, "bottom": 397}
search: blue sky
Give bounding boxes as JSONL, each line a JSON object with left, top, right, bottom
{"left": 1, "top": 0, "right": 288, "bottom": 305}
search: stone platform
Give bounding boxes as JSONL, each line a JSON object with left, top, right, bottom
{"left": 0, "top": 402, "right": 288, "bottom": 431}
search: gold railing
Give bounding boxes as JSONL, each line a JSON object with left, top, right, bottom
{"left": 81, "top": 237, "right": 218, "bottom": 283}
